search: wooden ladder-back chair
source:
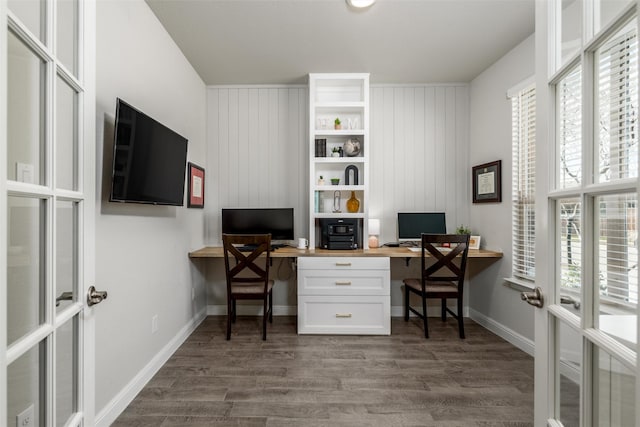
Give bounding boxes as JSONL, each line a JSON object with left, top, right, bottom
{"left": 402, "top": 234, "right": 470, "bottom": 339}
{"left": 222, "top": 234, "right": 274, "bottom": 340}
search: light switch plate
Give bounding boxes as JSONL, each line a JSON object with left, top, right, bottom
{"left": 16, "top": 162, "right": 34, "bottom": 184}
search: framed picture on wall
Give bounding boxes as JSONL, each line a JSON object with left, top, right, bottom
{"left": 472, "top": 160, "right": 502, "bottom": 203}
{"left": 187, "top": 162, "right": 205, "bottom": 208}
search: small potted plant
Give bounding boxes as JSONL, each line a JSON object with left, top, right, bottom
{"left": 331, "top": 147, "right": 340, "bottom": 157}
{"left": 334, "top": 118, "right": 342, "bottom": 130}
{"left": 456, "top": 225, "right": 471, "bottom": 235}
{"left": 330, "top": 178, "right": 340, "bottom": 185}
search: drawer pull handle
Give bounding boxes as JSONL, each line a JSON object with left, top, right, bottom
{"left": 335, "top": 313, "right": 352, "bottom": 318}
{"left": 335, "top": 281, "right": 352, "bottom": 286}
{"left": 335, "top": 262, "right": 352, "bottom": 267}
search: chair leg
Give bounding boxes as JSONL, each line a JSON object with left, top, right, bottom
{"left": 226, "top": 298, "right": 232, "bottom": 340}
{"left": 457, "top": 297, "right": 465, "bottom": 339}
{"left": 263, "top": 297, "right": 268, "bottom": 340}
{"left": 441, "top": 298, "right": 446, "bottom": 321}
{"left": 269, "top": 290, "right": 273, "bottom": 323}
{"left": 404, "top": 286, "right": 410, "bottom": 321}
{"left": 422, "top": 293, "right": 429, "bottom": 339}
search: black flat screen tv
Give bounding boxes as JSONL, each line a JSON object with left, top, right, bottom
{"left": 110, "top": 98, "right": 188, "bottom": 206}
{"left": 222, "top": 208, "right": 295, "bottom": 241}
{"left": 397, "top": 212, "right": 447, "bottom": 242}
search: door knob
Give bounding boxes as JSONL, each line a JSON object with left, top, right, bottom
{"left": 520, "top": 286, "right": 544, "bottom": 308}
{"left": 87, "top": 286, "right": 108, "bottom": 306}
{"left": 56, "top": 291, "right": 73, "bottom": 307}
{"left": 560, "top": 295, "right": 581, "bottom": 309}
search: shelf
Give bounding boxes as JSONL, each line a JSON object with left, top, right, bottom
{"left": 315, "top": 102, "right": 365, "bottom": 109}
{"left": 315, "top": 185, "right": 364, "bottom": 191}
{"left": 309, "top": 73, "right": 369, "bottom": 250}
{"left": 313, "top": 157, "right": 364, "bottom": 163}
{"left": 314, "top": 130, "right": 365, "bottom": 136}
{"left": 313, "top": 213, "right": 365, "bottom": 219}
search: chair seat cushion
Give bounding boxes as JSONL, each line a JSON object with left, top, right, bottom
{"left": 403, "top": 278, "right": 458, "bottom": 294}
{"left": 231, "top": 280, "right": 274, "bottom": 295}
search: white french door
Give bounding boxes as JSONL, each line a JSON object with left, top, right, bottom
{"left": 534, "top": 0, "right": 639, "bottom": 426}
{"left": 1, "top": 0, "right": 96, "bottom": 426}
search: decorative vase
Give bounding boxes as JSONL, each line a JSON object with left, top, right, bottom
{"left": 343, "top": 138, "right": 361, "bottom": 157}
{"left": 346, "top": 191, "right": 360, "bottom": 213}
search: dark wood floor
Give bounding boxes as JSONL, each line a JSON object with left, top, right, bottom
{"left": 114, "top": 316, "right": 534, "bottom": 426}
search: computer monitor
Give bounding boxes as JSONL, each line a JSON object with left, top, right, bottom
{"left": 221, "top": 208, "right": 294, "bottom": 241}
{"left": 397, "top": 212, "right": 447, "bottom": 243}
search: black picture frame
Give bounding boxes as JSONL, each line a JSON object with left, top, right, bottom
{"left": 472, "top": 160, "right": 502, "bottom": 203}
{"left": 187, "top": 162, "right": 205, "bottom": 208}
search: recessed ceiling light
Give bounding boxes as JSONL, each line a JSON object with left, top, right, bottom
{"left": 347, "top": 0, "right": 376, "bottom": 8}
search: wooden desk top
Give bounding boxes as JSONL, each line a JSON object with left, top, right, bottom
{"left": 188, "top": 246, "right": 503, "bottom": 259}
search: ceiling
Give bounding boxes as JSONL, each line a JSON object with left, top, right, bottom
{"left": 145, "top": 0, "right": 535, "bottom": 85}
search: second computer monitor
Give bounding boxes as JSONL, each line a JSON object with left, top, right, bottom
{"left": 397, "top": 212, "right": 446, "bottom": 242}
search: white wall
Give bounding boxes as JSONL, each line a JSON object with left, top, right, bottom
{"left": 204, "top": 84, "right": 470, "bottom": 311}
{"left": 468, "top": 34, "right": 536, "bottom": 346}
{"left": 95, "top": 0, "right": 207, "bottom": 422}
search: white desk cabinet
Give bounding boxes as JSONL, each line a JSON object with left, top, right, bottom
{"left": 297, "top": 256, "right": 390, "bottom": 335}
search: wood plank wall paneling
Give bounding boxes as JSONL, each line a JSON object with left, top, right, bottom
{"left": 206, "top": 87, "right": 308, "bottom": 244}
{"left": 370, "top": 85, "right": 470, "bottom": 243}
{"left": 206, "top": 85, "right": 469, "bottom": 245}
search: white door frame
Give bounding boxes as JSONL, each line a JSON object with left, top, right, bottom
{"left": 81, "top": 0, "right": 97, "bottom": 424}
{"left": 0, "top": 0, "right": 8, "bottom": 423}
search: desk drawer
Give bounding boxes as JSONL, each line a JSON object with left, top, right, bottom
{"left": 297, "top": 295, "right": 390, "bottom": 335}
{"left": 298, "top": 270, "right": 390, "bottom": 295}
{"left": 298, "top": 256, "right": 389, "bottom": 271}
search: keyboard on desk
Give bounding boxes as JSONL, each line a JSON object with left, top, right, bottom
{"left": 407, "top": 247, "right": 452, "bottom": 253}
{"left": 236, "top": 243, "right": 287, "bottom": 252}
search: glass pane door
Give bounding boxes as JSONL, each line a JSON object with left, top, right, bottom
{"left": 536, "top": 1, "right": 639, "bottom": 426}
{"left": 3, "top": 0, "right": 93, "bottom": 425}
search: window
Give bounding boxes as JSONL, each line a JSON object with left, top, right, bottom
{"left": 556, "top": 22, "right": 639, "bottom": 305}
{"left": 511, "top": 83, "right": 536, "bottom": 282}
{"left": 596, "top": 26, "right": 638, "bottom": 183}
{"left": 557, "top": 65, "right": 583, "bottom": 294}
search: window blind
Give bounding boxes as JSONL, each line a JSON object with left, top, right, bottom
{"left": 595, "top": 26, "right": 638, "bottom": 305}
{"left": 558, "top": 66, "right": 583, "bottom": 189}
{"left": 597, "top": 29, "right": 638, "bottom": 182}
{"left": 597, "top": 193, "right": 638, "bottom": 305}
{"left": 511, "top": 84, "right": 536, "bottom": 282}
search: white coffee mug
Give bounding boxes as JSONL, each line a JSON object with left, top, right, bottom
{"left": 297, "top": 238, "right": 309, "bottom": 249}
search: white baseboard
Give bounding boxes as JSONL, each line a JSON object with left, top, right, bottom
{"left": 207, "top": 305, "right": 468, "bottom": 318}
{"left": 468, "top": 308, "right": 534, "bottom": 356}
{"left": 95, "top": 308, "right": 207, "bottom": 427}
{"left": 207, "top": 304, "right": 297, "bottom": 316}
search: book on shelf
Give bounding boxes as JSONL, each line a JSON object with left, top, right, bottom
{"left": 314, "top": 138, "right": 326, "bottom": 157}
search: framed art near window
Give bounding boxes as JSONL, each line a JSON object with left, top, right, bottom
{"left": 472, "top": 160, "right": 502, "bottom": 203}
{"left": 187, "top": 162, "right": 205, "bottom": 208}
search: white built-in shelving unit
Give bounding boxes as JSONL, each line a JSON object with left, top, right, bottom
{"left": 308, "top": 73, "right": 370, "bottom": 248}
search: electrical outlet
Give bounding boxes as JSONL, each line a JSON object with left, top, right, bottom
{"left": 151, "top": 315, "right": 158, "bottom": 334}
{"left": 16, "top": 404, "right": 34, "bottom": 427}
